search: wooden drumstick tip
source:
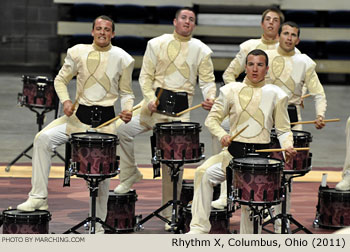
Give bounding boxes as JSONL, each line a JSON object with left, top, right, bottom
{"left": 256, "top": 147, "right": 310, "bottom": 152}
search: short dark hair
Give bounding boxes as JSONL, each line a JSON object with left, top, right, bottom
{"left": 261, "top": 7, "right": 285, "bottom": 24}
{"left": 92, "top": 15, "right": 115, "bottom": 32}
{"left": 246, "top": 49, "right": 269, "bottom": 66}
{"left": 175, "top": 7, "right": 196, "bottom": 20}
{"left": 278, "top": 21, "right": 300, "bottom": 37}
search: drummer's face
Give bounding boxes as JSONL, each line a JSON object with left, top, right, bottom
{"left": 245, "top": 54, "right": 269, "bottom": 84}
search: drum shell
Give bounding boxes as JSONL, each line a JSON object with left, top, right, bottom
{"left": 231, "top": 157, "right": 282, "bottom": 205}
{"left": 105, "top": 190, "right": 138, "bottom": 233}
{"left": 70, "top": 132, "right": 118, "bottom": 177}
{"left": 182, "top": 207, "right": 231, "bottom": 234}
{"left": 2, "top": 209, "right": 51, "bottom": 234}
{"left": 21, "top": 76, "right": 57, "bottom": 109}
{"left": 154, "top": 122, "right": 203, "bottom": 162}
{"left": 180, "top": 180, "right": 221, "bottom": 208}
{"left": 317, "top": 188, "right": 350, "bottom": 228}
{"left": 270, "top": 130, "right": 312, "bottom": 172}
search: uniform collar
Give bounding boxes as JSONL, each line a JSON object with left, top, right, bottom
{"left": 92, "top": 42, "right": 112, "bottom": 52}
{"left": 261, "top": 35, "right": 278, "bottom": 45}
{"left": 243, "top": 77, "right": 266, "bottom": 88}
{"left": 277, "top": 46, "right": 296, "bottom": 56}
{"left": 173, "top": 31, "right": 192, "bottom": 42}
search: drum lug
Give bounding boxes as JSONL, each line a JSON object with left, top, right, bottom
{"left": 313, "top": 213, "right": 320, "bottom": 228}
{"left": 134, "top": 215, "right": 144, "bottom": 232}
{"left": 70, "top": 162, "right": 77, "bottom": 175}
{"left": 155, "top": 149, "right": 162, "bottom": 160}
{"left": 17, "top": 93, "right": 26, "bottom": 106}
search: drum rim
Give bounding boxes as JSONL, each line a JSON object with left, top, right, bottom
{"left": 70, "top": 132, "right": 118, "bottom": 141}
{"left": 232, "top": 156, "right": 283, "bottom": 169}
{"left": 154, "top": 121, "right": 201, "bottom": 130}
{"left": 3, "top": 209, "right": 52, "bottom": 221}
{"left": 319, "top": 187, "right": 350, "bottom": 195}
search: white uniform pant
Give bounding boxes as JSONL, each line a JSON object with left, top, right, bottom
{"left": 116, "top": 113, "right": 183, "bottom": 218}
{"left": 29, "top": 116, "right": 109, "bottom": 225}
{"left": 189, "top": 150, "right": 261, "bottom": 234}
{"left": 342, "top": 117, "right": 350, "bottom": 177}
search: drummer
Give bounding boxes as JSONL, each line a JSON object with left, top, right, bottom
{"left": 265, "top": 21, "right": 327, "bottom": 130}
{"left": 187, "top": 49, "right": 296, "bottom": 234}
{"left": 113, "top": 7, "right": 216, "bottom": 231}
{"left": 16, "top": 15, "right": 135, "bottom": 234}
{"left": 265, "top": 21, "right": 327, "bottom": 232}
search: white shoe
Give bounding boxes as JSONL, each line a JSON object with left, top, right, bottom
{"left": 211, "top": 197, "right": 227, "bottom": 210}
{"left": 17, "top": 198, "right": 48, "bottom": 212}
{"left": 335, "top": 176, "right": 350, "bottom": 191}
{"left": 114, "top": 170, "right": 143, "bottom": 194}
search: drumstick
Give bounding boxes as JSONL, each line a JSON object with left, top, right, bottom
{"left": 155, "top": 88, "right": 164, "bottom": 106}
{"left": 256, "top": 147, "right": 310, "bottom": 153}
{"left": 95, "top": 104, "right": 141, "bottom": 129}
{"left": 150, "top": 88, "right": 164, "bottom": 116}
{"left": 229, "top": 125, "right": 249, "bottom": 142}
{"left": 71, "top": 93, "right": 82, "bottom": 111}
{"left": 290, "top": 118, "right": 340, "bottom": 125}
{"left": 176, "top": 98, "right": 217, "bottom": 117}
{"left": 176, "top": 103, "right": 203, "bottom": 117}
{"left": 301, "top": 94, "right": 311, "bottom": 99}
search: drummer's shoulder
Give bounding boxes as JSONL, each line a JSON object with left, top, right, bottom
{"left": 264, "top": 84, "right": 288, "bottom": 99}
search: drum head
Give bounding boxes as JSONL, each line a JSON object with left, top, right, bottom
{"left": 232, "top": 157, "right": 282, "bottom": 171}
{"left": 71, "top": 132, "right": 118, "bottom": 143}
{"left": 155, "top": 121, "right": 201, "bottom": 132}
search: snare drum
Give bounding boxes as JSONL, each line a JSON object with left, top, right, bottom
{"left": 154, "top": 122, "right": 204, "bottom": 163}
{"left": 2, "top": 209, "right": 51, "bottom": 234}
{"left": 270, "top": 130, "right": 312, "bottom": 174}
{"left": 230, "top": 157, "right": 283, "bottom": 206}
{"left": 18, "top": 75, "right": 57, "bottom": 109}
{"left": 105, "top": 190, "right": 138, "bottom": 233}
{"left": 70, "top": 132, "right": 119, "bottom": 178}
{"left": 316, "top": 187, "right": 350, "bottom": 228}
{"left": 182, "top": 206, "right": 231, "bottom": 234}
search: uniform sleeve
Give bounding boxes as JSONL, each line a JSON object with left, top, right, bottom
{"left": 119, "top": 58, "right": 135, "bottom": 111}
{"left": 198, "top": 53, "right": 216, "bottom": 100}
{"left": 222, "top": 44, "right": 247, "bottom": 84}
{"left": 205, "top": 86, "right": 230, "bottom": 140}
{"left": 54, "top": 48, "right": 78, "bottom": 103}
{"left": 304, "top": 63, "right": 327, "bottom": 118}
{"left": 139, "top": 41, "right": 157, "bottom": 104}
{"left": 274, "top": 95, "right": 294, "bottom": 149}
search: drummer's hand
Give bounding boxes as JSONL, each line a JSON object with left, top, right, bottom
{"left": 63, "top": 100, "right": 74, "bottom": 117}
{"left": 315, "top": 115, "right": 325, "bottom": 129}
{"left": 202, "top": 98, "right": 214, "bottom": 111}
{"left": 220, "top": 135, "right": 231, "bottom": 147}
{"left": 300, "top": 98, "right": 305, "bottom": 109}
{"left": 147, "top": 101, "right": 157, "bottom": 113}
{"left": 119, "top": 110, "right": 132, "bottom": 123}
{"left": 285, "top": 146, "right": 296, "bottom": 163}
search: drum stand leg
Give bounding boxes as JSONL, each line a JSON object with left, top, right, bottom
{"left": 262, "top": 174, "right": 312, "bottom": 234}
{"left": 5, "top": 107, "right": 65, "bottom": 172}
{"left": 64, "top": 177, "right": 117, "bottom": 234}
{"left": 136, "top": 161, "right": 184, "bottom": 233}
